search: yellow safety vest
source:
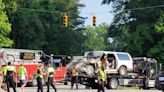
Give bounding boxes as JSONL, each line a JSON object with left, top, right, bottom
{"left": 35, "top": 69, "right": 43, "bottom": 79}
{"left": 98, "top": 70, "right": 107, "bottom": 82}
{"left": 47, "top": 67, "right": 54, "bottom": 77}
{"left": 2, "top": 66, "right": 7, "bottom": 76}
{"left": 18, "top": 66, "right": 26, "bottom": 77}
{"left": 72, "top": 68, "right": 78, "bottom": 76}
{"left": 6, "top": 65, "right": 15, "bottom": 71}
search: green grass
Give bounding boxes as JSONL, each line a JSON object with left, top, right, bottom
{"left": 117, "top": 86, "right": 140, "bottom": 90}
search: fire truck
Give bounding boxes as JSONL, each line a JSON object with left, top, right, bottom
{"left": 0, "top": 48, "right": 43, "bottom": 86}
{"left": 0, "top": 48, "right": 71, "bottom": 86}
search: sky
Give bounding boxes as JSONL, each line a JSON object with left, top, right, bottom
{"left": 79, "top": 0, "right": 114, "bottom": 26}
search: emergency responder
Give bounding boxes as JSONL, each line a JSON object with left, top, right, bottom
{"left": 100, "top": 53, "right": 108, "bottom": 69}
{"left": 6, "top": 62, "right": 17, "bottom": 92}
{"left": 71, "top": 64, "right": 78, "bottom": 89}
{"left": 46, "top": 63, "right": 57, "bottom": 92}
{"left": 97, "top": 66, "right": 107, "bottom": 92}
{"left": 1, "top": 64, "right": 7, "bottom": 91}
{"left": 18, "top": 64, "right": 28, "bottom": 91}
{"left": 0, "top": 64, "right": 3, "bottom": 91}
{"left": 36, "top": 65, "right": 44, "bottom": 92}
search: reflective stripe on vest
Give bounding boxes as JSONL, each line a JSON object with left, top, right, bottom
{"left": 18, "top": 66, "right": 26, "bottom": 77}
{"left": 99, "top": 70, "right": 106, "bottom": 82}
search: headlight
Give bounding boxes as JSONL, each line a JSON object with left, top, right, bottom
{"left": 158, "top": 77, "right": 164, "bottom": 81}
{"left": 95, "top": 79, "right": 98, "bottom": 83}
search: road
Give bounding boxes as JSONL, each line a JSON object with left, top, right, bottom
{"left": 0, "top": 84, "right": 162, "bottom": 92}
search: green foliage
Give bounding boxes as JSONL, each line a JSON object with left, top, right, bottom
{"left": 5, "top": 0, "right": 84, "bottom": 55}
{"left": 83, "top": 23, "right": 108, "bottom": 51}
{"left": 102, "top": 0, "right": 164, "bottom": 63}
{"left": 0, "top": 0, "right": 13, "bottom": 48}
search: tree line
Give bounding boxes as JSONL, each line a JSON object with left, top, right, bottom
{"left": 0, "top": 0, "right": 163, "bottom": 63}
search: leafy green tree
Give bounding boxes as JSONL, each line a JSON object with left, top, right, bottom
{"left": 83, "top": 23, "right": 108, "bottom": 51}
{"left": 147, "top": 13, "right": 164, "bottom": 63}
{"left": 102, "top": 0, "right": 164, "bottom": 63}
{"left": 0, "top": 0, "right": 13, "bottom": 48}
{"left": 5, "top": 0, "right": 84, "bottom": 55}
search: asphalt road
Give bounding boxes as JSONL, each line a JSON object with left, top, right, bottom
{"left": 0, "top": 84, "right": 162, "bottom": 92}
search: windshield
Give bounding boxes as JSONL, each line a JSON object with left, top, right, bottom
{"left": 52, "top": 59, "right": 62, "bottom": 69}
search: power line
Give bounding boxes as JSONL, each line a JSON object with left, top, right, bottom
{"left": 5, "top": 4, "right": 164, "bottom": 15}
{"left": 124, "top": 4, "right": 164, "bottom": 11}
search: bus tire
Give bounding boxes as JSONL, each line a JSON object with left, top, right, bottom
{"left": 107, "top": 78, "right": 118, "bottom": 89}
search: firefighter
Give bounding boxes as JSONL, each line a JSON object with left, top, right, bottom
{"left": 100, "top": 53, "right": 108, "bottom": 69}
{"left": 71, "top": 64, "right": 78, "bottom": 89}
{"left": 6, "top": 62, "right": 17, "bottom": 92}
{"left": 97, "top": 66, "right": 107, "bottom": 92}
{"left": 18, "top": 64, "right": 28, "bottom": 92}
{"left": 46, "top": 63, "right": 57, "bottom": 92}
{"left": 36, "top": 65, "right": 44, "bottom": 92}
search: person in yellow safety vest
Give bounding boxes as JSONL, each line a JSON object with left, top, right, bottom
{"left": 36, "top": 64, "right": 44, "bottom": 92}
{"left": 0, "top": 64, "right": 3, "bottom": 91}
{"left": 97, "top": 66, "right": 107, "bottom": 92}
{"left": 2, "top": 65, "right": 7, "bottom": 76}
{"left": 6, "top": 62, "right": 17, "bottom": 92}
{"left": 46, "top": 63, "right": 57, "bottom": 92}
{"left": 71, "top": 64, "right": 78, "bottom": 89}
{"left": 18, "top": 64, "right": 28, "bottom": 91}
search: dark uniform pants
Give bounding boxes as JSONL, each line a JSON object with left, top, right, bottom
{"left": 97, "top": 80, "right": 105, "bottom": 92}
{"left": 37, "top": 78, "right": 43, "bottom": 92}
{"left": 47, "top": 77, "right": 56, "bottom": 92}
{"left": 6, "top": 75, "right": 16, "bottom": 92}
{"left": 71, "top": 76, "right": 78, "bottom": 89}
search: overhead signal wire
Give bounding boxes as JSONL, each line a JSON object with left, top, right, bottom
{"left": 5, "top": 4, "right": 164, "bottom": 15}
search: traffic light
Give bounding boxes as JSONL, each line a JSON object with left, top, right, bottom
{"left": 93, "top": 16, "right": 96, "bottom": 26}
{"left": 63, "top": 15, "right": 68, "bottom": 27}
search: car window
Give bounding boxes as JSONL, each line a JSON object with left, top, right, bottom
{"left": 117, "top": 53, "right": 130, "bottom": 60}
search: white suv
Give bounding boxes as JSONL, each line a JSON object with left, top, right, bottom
{"left": 84, "top": 51, "right": 133, "bottom": 76}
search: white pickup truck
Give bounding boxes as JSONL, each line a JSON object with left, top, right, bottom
{"left": 84, "top": 51, "right": 133, "bottom": 76}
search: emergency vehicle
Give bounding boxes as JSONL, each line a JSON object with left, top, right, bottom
{"left": 0, "top": 48, "right": 71, "bottom": 86}
{"left": 0, "top": 48, "right": 43, "bottom": 86}
{"left": 50, "top": 55, "right": 72, "bottom": 82}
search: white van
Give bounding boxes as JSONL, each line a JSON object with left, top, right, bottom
{"left": 84, "top": 51, "right": 133, "bottom": 76}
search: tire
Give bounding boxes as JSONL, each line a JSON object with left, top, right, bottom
{"left": 31, "top": 77, "right": 37, "bottom": 87}
{"left": 119, "top": 66, "right": 127, "bottom": 76}
{"left": 107, "top": 78, "right": 118, "bottom": 89}
{"left": 64, "top": 81, "right": 68, "bottom": 85}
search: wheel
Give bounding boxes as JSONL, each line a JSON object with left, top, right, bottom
{"left": 119, "top": 66, "right": 127, "bottom": 76}
{"left": 31, "top": 77, "right": 37, "bottom": 87}
{"left": 107, "top": 78, "right": 118, "bottom": 89}
{"left": 64, "top": 81, "right": 68, "bottom": 85}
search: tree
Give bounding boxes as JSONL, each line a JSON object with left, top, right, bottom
{"left": 83, "top": 23, "right": 108, "bottom": 51}
{"left": 147, "top": 13, "right": 164, "bottom": 63}
{"left": 102, "top": 0, "right": 164, "bottom": 63}
{"left": 5, "top": 0, "right": 85, "bottom": 55}
{"left": 0, "top": 0, "right": 13, "bottom": 48}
